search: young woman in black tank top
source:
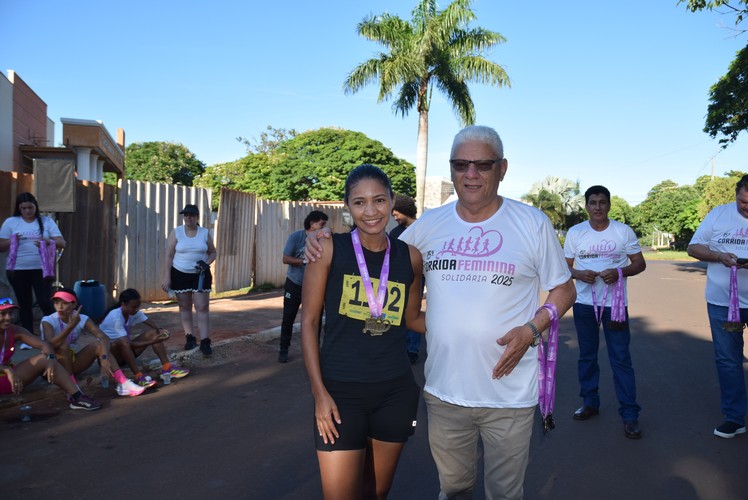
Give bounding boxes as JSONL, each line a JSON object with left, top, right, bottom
{"left": 301, "top": 164, "right": 425, "bottom": 499}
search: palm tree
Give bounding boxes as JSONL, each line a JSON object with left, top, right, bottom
{"left": 344, "top": 0, "right": 510, "bottom": 214}
{"left": 523, "top": 176, "right": 586, "bottom": 230}
{"left": 521, "top": 189, "right": 566, "bottom": 229}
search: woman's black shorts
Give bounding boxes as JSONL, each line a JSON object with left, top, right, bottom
{"left": 314, "top": 370, "right": 420, "bottom": 451}
{"left": 170, "top": 266, "right": 212, "bottom": 293}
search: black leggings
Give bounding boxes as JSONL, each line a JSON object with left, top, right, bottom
{"left": 7, "top": 269, "right": 54, "bottom": 333}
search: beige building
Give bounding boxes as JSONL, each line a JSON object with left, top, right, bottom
{"left": 0, "top": 70, "right": 125, "bottom": 181}
{"left": 424, "top": 176, "right": 455, "bottom": 210}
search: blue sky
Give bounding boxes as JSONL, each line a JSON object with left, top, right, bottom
{"left": 2, "top": 0, "right": 747, "bottom": 204}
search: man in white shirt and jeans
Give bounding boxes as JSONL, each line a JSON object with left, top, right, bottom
{"left": 688, "top": 175, "right": 748, "bottom": 439}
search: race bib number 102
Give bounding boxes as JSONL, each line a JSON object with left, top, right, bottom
{"left": 338, "top": 274, "right": 406, "bottom": 325}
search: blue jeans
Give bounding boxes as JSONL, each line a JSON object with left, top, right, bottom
{"left": 573, "top": 303, "right": 641, "bottom": 422}
{"left": 706, "top": 303, "right": 747, "bottom": 426}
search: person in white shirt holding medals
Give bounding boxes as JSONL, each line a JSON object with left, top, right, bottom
{"left": 301, "top": 164, "right": 424, "bottom": 499}
{"left": 688, "top": 174, "right": 748, "bottom": 439}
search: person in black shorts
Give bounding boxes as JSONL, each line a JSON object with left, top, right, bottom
{"left": 301, "top": 164, "right": 425, "bottom": 499}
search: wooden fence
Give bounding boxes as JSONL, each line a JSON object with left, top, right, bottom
{"left": 116, "top": 180, "right": 212, "bottom": 301}
{"left": 213, "top": 188, "right": 256, "bottom": 293}
{"left": 253, "top": 198, "right": 347, "bottom": 288}
{"left": 1, "top": 172, "right": 350, "bottom": 301}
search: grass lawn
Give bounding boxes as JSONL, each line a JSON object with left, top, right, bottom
{"left": 644, "top": 250, "right": 694, "bottom": 261}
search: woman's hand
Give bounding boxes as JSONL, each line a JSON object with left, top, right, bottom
{"left": 314, "top": 390, "right": 342, "bottom": 445}
{"left": 6, "top": 368, "right": 23, "bottom": 394}
{"left": 69, "top": 308, "right": 81, "bottom": 329}
{"left": 43, "top": 359, "right": 56, "bottom": 383}
{"left": 161, "top": 279, "right": 171, "bottom": 292}
{"left": 99, "top": 357, "right": 114, "bottom": 378}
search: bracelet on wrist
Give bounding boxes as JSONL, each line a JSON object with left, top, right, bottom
{"left": 524, "top": 321, "right": 542, "bottom": 347}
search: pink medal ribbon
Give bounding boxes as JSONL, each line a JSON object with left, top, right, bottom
{"left": 537, "top": 303, "right": 559, "bottom": 434}
{"left": 592, "top": 269, "right": 626, "bottom": 328}
{"left": 39, "top": 239, "right": 56, "bottom": 279}
{"left": 6, "top": 234, "right": 19, "bottom": 271}
{"left": 610, "top": 268, "right": 626, "bottom": 325}
{"left": 351, "top": 229, "right": 392, "bottom": 335}
{"left": 724, "top": 266, "right": 744, "bottom": 332}
{"left": 1, "top": 330, "right": 13, "bottom": 365}
{"left": 590, "top": 279, "right": 610, "bottom": 326}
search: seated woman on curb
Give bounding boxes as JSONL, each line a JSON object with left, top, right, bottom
{"left": 40, "top": 288, "right": 145, "bottom": 397}
{"left": 1, "top": 297, "right": 102, "bottom": 410}
{"left": 99, "top": 288, "right": 189, "bottom": 388}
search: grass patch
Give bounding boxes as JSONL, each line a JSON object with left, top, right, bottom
{"left": 645, "top": 250, "right": 694, "bottom": 261}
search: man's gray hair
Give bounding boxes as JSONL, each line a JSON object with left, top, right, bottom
{"left": 451, "top": 125, "right": 504, "bottom": 159}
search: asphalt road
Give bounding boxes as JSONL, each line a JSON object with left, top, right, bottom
{"left": 1, "top": 260, "right": 746, "bottom": 500}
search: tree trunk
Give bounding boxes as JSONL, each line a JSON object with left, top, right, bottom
{"left": 415, "top": 109, "right": 429, "bottom": 216}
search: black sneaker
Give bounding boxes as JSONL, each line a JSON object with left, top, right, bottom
{"left": 68, "top": 394, "right": 103, "bottom": 411}
{"left": 200, "top": 337, "right": 212, "bottom": 356}
{"left": 184, "top": 334, "right": 197, "bottom": 350}
{"left": 714, "top": 421, "right": 746, "bottom": 438}
{"left": 278, "top": 350, "right": 289, "bottom": 363}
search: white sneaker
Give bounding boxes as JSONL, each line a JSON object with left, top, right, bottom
{"left": 19, "top": 343, "right": 32, "bottom": 350}
{"left": 116, "top": 379, "right": 146, "bottom": 397}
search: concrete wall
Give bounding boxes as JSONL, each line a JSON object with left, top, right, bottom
{"left": 0, "top": 73, "right": 13, "bottom": 171}
{"left": 8, "top": 71, "right": 49, "bottom": 172}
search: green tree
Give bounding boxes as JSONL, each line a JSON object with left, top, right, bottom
{"left": 609, "top": 196, "right": 635, "bottom": 227}
{"left": 698, "top": 173, "right": 743, "bottom": 217}
{"left": 344, "top": 0, "right": 510, "bottom": 214}
{"left": 521, "top": 189, "right": 565, "bottom": 229}
{"left": 196, "top": 128, "right": 415, "bottom": 204}
{"left": 274, "top": 128, "right": 415, "bottom": 200}
{"left": 524, "top": 176, "right": 585, "bottom": 230}
{"left": 635, "top": 181, "right": 701, "bottom": 248}
{"left": 704, "top": 45, "right": 748, "bottom": 146}
{"left": 125, "top": 142, "right": 205, "bottom": 185}
{"left": 236, "top": 125, "right": 297, "bottom": 155}
{"left": 680, "top": 1, "right": 748, "bottom": 146}
{"left": 194, "top": 155, "right": 274, "bottom": 210}
{"left": 680, "top": 0, "right": 748, "bottom": 27}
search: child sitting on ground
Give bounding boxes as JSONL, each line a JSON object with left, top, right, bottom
{"left": 40, "top": 288, "right": 145, "bottom": 397}
{"left": 99, "top": 288, "right": 189, "bottom": 388}
{"left": 1, "top": 297, "right": 102, "bottom": 410}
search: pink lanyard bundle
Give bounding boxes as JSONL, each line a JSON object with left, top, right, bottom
{"left": 724, "top": 266, "right": 744, "bottom": 332}
{"left": 537, "top": 303, "right": 559, "bottom": 433}
{"left": 591, "top": 268, "right": 626, "bottom": 329}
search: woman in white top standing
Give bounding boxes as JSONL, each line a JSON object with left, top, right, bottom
{"left": 161, "top": 204, "right": 216, "bottom": 356}
{"left": 0, "top": 192, "right": 65, "bottom": 347}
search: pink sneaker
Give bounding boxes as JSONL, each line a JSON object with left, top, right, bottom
{"left": 117, "top": 379, "right": 146, "bottom": 397}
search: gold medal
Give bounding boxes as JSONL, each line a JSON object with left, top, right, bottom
{"left": 723, "top": 321, "right": 745, "bottom": 333}
{"left": 363, "top": 316, "right": 391, "bottom": 336}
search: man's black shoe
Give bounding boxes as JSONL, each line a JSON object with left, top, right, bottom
{"left": 624, "top": 420, "right": 642, "bottom": 439}
{"left": 278, "top": 350, "right": 289, "bottom": 363}
{"left": 573, "top": 406, "right": 600, "bottom": 420}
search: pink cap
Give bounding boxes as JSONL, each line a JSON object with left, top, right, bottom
{"left": 0, "top": 298, "right": 20, "bottom": 311}
{"left": 52, "top": 291, "right": 77, "bottom": 303}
